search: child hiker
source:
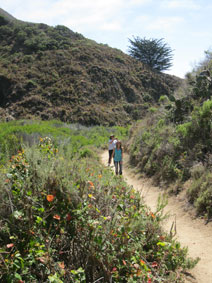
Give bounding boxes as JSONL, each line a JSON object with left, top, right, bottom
{"left": 112, "top": 140, "right": 123, "bottom": 175}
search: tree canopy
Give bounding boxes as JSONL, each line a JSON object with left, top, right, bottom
{"left": 128, "top": 37, "right": 173, "bottom": 72}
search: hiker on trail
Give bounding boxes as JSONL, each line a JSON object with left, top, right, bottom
{"left": 112, "top": 140, "right": 123, "bottom": 175}
{"left": 112, "top": 137, "right": 118, "bottom": 165}
{"left": 113, "top": 137, "right": 118, "bottom": 149}
{"left": 108, "top": 135, "right": 115, "bottom": 166}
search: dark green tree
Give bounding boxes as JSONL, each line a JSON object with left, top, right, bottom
{"left": 128, "top": 37, "right": 173, "bottom": 72}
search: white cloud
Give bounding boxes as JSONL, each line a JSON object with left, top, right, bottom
{"left": 1, "top": 0, "right": 55, "bottom": 23}
{"left": 190, "top": 30, "right": 212, "bottom": 38}
{"left": 0, "top": 0, "right": 153, "bottom": 32}
{"left": 133, "top": 15, "right": 151, "bottom": 24}
{"left": 53, "top": 1, "right": 123, "bottom": 32}
{"left": 146, "top": 16, "right": 184, "bottom": 32}
{"left": 161, "top": 0, "right": 200, "bottom": 10}
{"left": 50, "top": 0, "right": 153, "bottom": 32}
{"left": 100, "top": 22, "right": 123, "bottom": 31}
{"left": 128, "top": 0, "right": 152, "bottom": 5}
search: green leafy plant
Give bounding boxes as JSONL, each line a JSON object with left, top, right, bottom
{"left": 0, "top": 136, "right": 197, "bottom": 282}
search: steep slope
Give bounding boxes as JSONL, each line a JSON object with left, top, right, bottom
{"left": 0, "top": 8, "right": 182, "bottom": 125}
{"left": 0, "top": 8, "right": 17, "bottom": 23}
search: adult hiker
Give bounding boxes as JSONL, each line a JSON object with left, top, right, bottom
{"left": 112, "top": 140, "right": 123, "bottom": 175}
{"left": 113, "top": 137, "right": 118, "bottom": 148}
{"left": 108, "top": 135, "right": 115, "bottom": 166}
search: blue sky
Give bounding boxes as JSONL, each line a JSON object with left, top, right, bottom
{"left": 1, "top": 0, "right": 212, "bottom": 78}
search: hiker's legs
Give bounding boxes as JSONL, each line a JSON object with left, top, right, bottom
{"left": 119, "top": 161, "right": 122, "bottom": 175}
{"left": 114, "top": 161, "right": 118, "bottom": 175}
{"left": 108, "top": 150, "right": 113, "bottom": 165}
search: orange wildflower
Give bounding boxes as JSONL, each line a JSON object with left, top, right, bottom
{"left": 88, "top": 181, "right": 94, "bottom": 187}
{"left": 53, "top": 214, "right": 60, "bottom": 220}
{"left": 47, "top": 195, "right": 54, "bottom": 202}
{"left": 150, "top": 212, "right": 156, "bottom": 219}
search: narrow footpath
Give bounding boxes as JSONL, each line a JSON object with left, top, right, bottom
{"left": 101, "top": 151, "right": 212, "bottom": 283}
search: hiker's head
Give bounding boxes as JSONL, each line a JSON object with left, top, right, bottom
{"left": 110, "top": 135, "right": 114, "bottom": 140}
{"left": 116, "top": 140, "right": 122, "bottom": 148}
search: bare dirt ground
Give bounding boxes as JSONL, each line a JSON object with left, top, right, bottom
{"left": 101, "top": 151, "right": 212, "bottom": 283}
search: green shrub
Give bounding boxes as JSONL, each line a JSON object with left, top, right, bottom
{"left": 149, "top": 107, "right": 157, "bottom": 113}
{"left": 0, "top": 137, "right": 197, "bottom": 282}
{"left": 78, "top": 147, "right": 96, "bottom": 158}
{"left": 159, "top": 95, "right": 169, "bottom": 103}
{"left": 176, "top": 122, "right": 191, "bottom": 138}
{"left": 187, "top": 171, "right": 212, "bottom": 217}
{"left": 199, "top": 99, "right": 212, "bottom": 118}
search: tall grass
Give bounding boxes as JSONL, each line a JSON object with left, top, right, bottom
{"left": 0, "top": 120, "right": 129, "bottom": 163}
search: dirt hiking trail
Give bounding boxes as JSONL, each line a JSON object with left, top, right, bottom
{"left": 101, "top": 151, "right": 212, "bottom": 283}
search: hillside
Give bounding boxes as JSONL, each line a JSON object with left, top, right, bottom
{"left": 0, "top": 8, "right": 17, "bottom": 23}
{"left": 128, "top": 54, "right": 212, "bottom": 218}
{"left": 0, "top": 8, "right": 181, "bottom": 126}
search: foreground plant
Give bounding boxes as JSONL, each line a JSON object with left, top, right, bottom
{"left": 0, "top": 138, "right": 197, "bottom": 282}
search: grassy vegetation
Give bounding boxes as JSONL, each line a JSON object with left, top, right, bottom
{"left": 0, "top": 122, "right": 197, "bottom": 282}
{"left": 0, "top": 119, "right": 128, "bottom": 163}
{"left": 129, "top": 51, "right": 212, "bottom": 218}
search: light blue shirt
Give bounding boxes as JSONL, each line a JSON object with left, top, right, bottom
{"left": 114, "top": 148, "right": 122, "bottom": 162}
